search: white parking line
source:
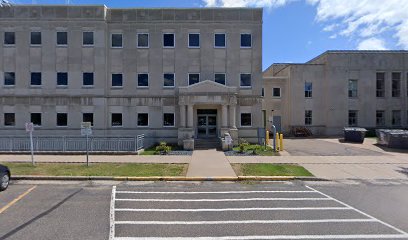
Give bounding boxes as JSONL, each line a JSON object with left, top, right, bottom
{"left": 109, "top": 186, "right": 116, "bottom": 240}
{"left": 115, "top": 219, "right": 377, "bottom": 225}
{"left": 114, "top": 234, "right": 408, "bottom": 239}
{"left": 115, "top": 207, "right": 351, "bottom": 212}
{"left": 115, "top": 198, "right": 330, "bottom": 202}
{"left": 116, "top": 190, "right": 315, "bottom": 194}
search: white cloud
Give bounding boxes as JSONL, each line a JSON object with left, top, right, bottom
{"left": 307, "top": 0, "right": 408, "bottom": 49}
{"left": 203, "top": 0, "right": 296, "bottom": 8}
{"left": 357, "top": 38, "right": 388, "bottom": 50}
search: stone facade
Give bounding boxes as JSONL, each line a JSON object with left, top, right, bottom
{"left": 263, "top": 51, "right": 408, "bottom": 136}
{"left": 0, "top": 5, "right": 263, "bottom": 147}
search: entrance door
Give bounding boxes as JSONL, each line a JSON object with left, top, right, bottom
{"left": 197, "top": 110, "right": 217, "bottom": 138}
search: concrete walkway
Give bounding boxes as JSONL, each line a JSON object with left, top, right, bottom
{"left": 186, "top": 149, "right": 237, "bottom": 177}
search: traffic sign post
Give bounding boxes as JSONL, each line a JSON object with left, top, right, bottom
{"left": 81, "top": 122, "right": 92, "bottom": 166}
{"left": 25, "top": 122, "right": 35, "bottom": 166}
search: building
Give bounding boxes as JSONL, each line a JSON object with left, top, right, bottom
{"left": 263, "top": 51, "right": 408, "bottom": 136}
{"left": 0, "top": 5, "right": 263, "bottom": 148}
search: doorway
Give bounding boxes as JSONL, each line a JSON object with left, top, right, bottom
{"left": 197, "top": 109, "right": 217, "bottom": 138}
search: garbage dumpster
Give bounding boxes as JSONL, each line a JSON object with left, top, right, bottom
{"left": 376, "top": 129, "right": 408, "bottom": 149}
{"left": 344, "top": 127, "right": 367, "bottom": 143}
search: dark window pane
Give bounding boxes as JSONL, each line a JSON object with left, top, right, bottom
{"left": 31, "top": 113, "right": 41, "bottom": 126}
{"left": 164, "top": 73, "right": 175, "bottom": 87}
{"left": 376, "top": 72, "right": 385, "bottom": 98}
{"left": 138, "top": 74, "right": 149, "bottom": 87}
{"left": 241, "top": 34, "right": 251, "bottom": 47}
{"left": 4, "top": 72, "right": 15, "bottom": 85}
{"left": 31, "top": 32, "right": 41, "bottom": 45}
{"left": 163, "top": 33, "right": 174, "bottom": 47}
{"left": 112, "top": 74, "right": 123, "bottom": 87}
{"left": 163, "top": 113, "right": 175, "bottom": 127}
{"left": 189, "top": 74, "right": 199, "bottom": 85}
{"left": 83, "top": 32, "right": 94, "bottom": 45}
{"left": 215, "top": 74, "right": 226, "bottom": 85}
{"left": 392, "top": 110, "right": 401, "bottom": 126}
{"left": 214, "top": 33, "right": 225, "bottom": 47}
{"left": 31, "top": 72, "right": 42, "bottom": 85}
{"left": 392, "top": 72, "right": 401, "bottom": 97}
{"left": 4, "top": 32, "right": 15, "bottom": 45}
{"left": 273, "top": 88, "right": 281, "bottom": 97}
{"left": 240, "top": 74, "right": 251, "bottom": 87}
{"left": 241, "top": 113, "right": 252, "bottom": 126}
{"left": 348, "top": 110, "right": 358, "bottom": 126}
{"left": 305, "top": 82, "right": 312, "bottom": 98}
{"left": 111, "top": 113, "right": 122, "bottom": 127}
{"left": 137, "top": 113, "right": 148, "bottom": 126}
{"left": 57, "top": 113, "right": 67, "bottom": 126}
{"left": 82, "top": 113, "right": 94, "bottom": 126}
{"left": 57, "top": 32, "right": 67, "bottom": 45}
{"left": 189, "top": 33, "right": 200, "bottom": 47}
{"left": 112, "top": 33, "right": 122, "bottom": 47}
{"left": 83, "top": 72, "right": 94, "bottom": 86}
{"left": 305, "top": 110, "right": 312, "bottom": 125}
{"left": 261, "top": 88, "right": 264, "bottom": 97}
{"left": 376, "top": 110, "right": 385, "bottom": 126}
{"left": 138, "top": 33, "right": 149, "bottom": 47}
{"left": 57, "top": 72, "right": 68, "bottom": 86}
{"left": 4, "top": 113, "right": 15, "bottom": 126}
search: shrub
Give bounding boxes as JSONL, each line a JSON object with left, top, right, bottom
{"left": 155, "top": 141, "right": 172, "bottom": 155}
{"left": 251, "top": 144, "right": 263, "bottom": 155}
{"left": 238, "top": 138, "right": 249, "bottom": 153}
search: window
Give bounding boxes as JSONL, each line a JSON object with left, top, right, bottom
{"left": 188, "top": 73, "right": 200, "bottom": 85}
{"left": 376, "top": 72, "right": 385, "bottom": 97}
{"left": 4, "top": 113, "right": 15, "bottom": 126}
{"left": 163, "top": 113, "right": 175, "bottom": 127}
{"left": 111, "top": 113, "right": 122, "bottom": 127}
{"left": 57, "top": 32, "right": 67, "bottom": 45}
{"left": 305, "top": 110, "right": 312, "bottom": 125}
{"left": 112, "top": 74, "right": 123, "bottom": 87}
{"left": 4, "top": 32, "right": 15, "bottom": 45}
{"left": 272, "top": 88, "right": 281, "bottom": 98}
{"left": 392, "top": 110, "right": 401, "bottom": 126}
{"left": 392, "top": 72, "right": 401, "bottom": 97}
{"left": 83, "top": 32, "right": 94, "bottom": 46}
{"left": 240, "top": 33, "right": 252, "bottom": 48}
{"left": 240, "top": 113, "right": 252, "bottom": 127}
{"left": 57, "top": 113, "right": 67, "bottom": 127}
{"left": 261, "top": 88, "right": 264, "bottom": 97}
{"left": 348, "top": 79, "right": 358, "bottom": 98}
{"left": 111, "top": 33, "right": 122, "bottom": 48}
{"left": 215, "top": 73, "right": 226, "bottom": 85}
{"left": 376, "top": 110, "right": 385, "bottom": 126}
{"left": 82, "top": 113, "right": 94, "bottom": 126}
{"left": 348, "top": 110, "right": 358, "bottom": 126}
{"left": 57, "top": 72, "right": 68, "bottom": 86}
{"left": 214, "top": 33, "right": 226, "bottom": 48}
{"left": 137, "top": 33, "right": 149, "bottom": 48}
{"left": 30, "top": 32, "right": 41, "bottom": 45}
{"left": 83, "top": 73, "right": 94, "bottom": 86}
{"left": 137, "top": 73, "right": 149, "bottom": 87}
{"left": 4, "top": 72, "right": 15, "bottom": 86}
{"left": 31, "top": 72, "right": 41, "bottom": 86}
{"left": 163, "top": 73, "right": 175, "bottom": 87}
{"left": 31, "top": 113, "right": 42, "bottom": 126}
{"left": 188, "top": 33, "right": 200, "bottom": 48}
{"left": 240, "top": 74, "right": 251, "bottom": 87}
{"left": 163, "top": 33, "right": 175, "bottom": 48}
{"left": 137, "top": 113, "right": 149, "bottom": 127}
{"left": 305, "top": 82, "right": 312, "bottom": 98}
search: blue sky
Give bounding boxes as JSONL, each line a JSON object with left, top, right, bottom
{"left": 12, "top": 0, "right": 408, "bottom": 70}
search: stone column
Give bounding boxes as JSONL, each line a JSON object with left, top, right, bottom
{"left": 229, "top": 104, "right": 237, "bottom": 128}
{"left": 187, "top": 105, "right": 193, "bottom": 128}
{"left": 222, "top": 104, "right": 228, "bottom": 128}
{"left": 179, "top": 105, "right": 186, "bottom": 128}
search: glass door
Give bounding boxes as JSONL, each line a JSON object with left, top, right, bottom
{"left": 197, "top": 114, "right": 217, "bottom": 138}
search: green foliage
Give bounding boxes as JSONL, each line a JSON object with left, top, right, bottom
{"left": 251, "top": 144, "right": 263, "bottom": 155}
{"left": 155, "top": 141, "right": 172, "bottom": 155}
{"left": 238, "top": 138, "right": 249, "bottom": 153}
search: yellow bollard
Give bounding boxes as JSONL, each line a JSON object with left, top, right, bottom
{"left": 266, "top": 130, "right": 270, "bottom": 145}
{"left": 279, "top": 133, "right": 284, "bottom": 151}
{"left": 275, "top": 132, "right": 280, "bottom": 151}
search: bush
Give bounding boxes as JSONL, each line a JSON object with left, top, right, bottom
{"left": 251, "top": 144, "right": 263, "bottom": 155}
{"left": 155, "top": 141, "right": 172, "bottom": 155}
{"left": 238, "top": 138, "right": 249, "bottom": 153}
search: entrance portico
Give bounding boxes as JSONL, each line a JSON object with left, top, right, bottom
{"left": 178, "top": 80, "right": 238, "bottom": 146}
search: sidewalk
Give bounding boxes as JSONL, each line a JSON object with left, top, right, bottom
{"left": 186, "top": 149, "right": 237, "bottom": 177}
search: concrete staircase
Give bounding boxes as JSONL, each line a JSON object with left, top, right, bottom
{"left": 194, "top": 138, "right": 220, "bottom": 150}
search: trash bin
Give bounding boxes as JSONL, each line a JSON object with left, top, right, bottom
{"left": 376, "top": 129, "right": 407, "bottom": 148}
{"left": 343, "top": 127, "right": 367, "bottom": 143}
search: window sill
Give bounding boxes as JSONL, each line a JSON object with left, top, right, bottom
{"left": 137, "top": 46, "right": 149, "bottom": 49}
{"left": 240, "top": 125, "right": 252, "bottom": 128}
{"left": 137, "top": 86, "right": 149, "bottom": 89}
{"left": 163, "top": 125, "right": 175, "bottom": 128}
{"left": 137, "top": 125, "right": 149, "bottom": 128}
{"left": 82, "top": 86, "right": 94, "bottom": 89}
{"left": 56, "top": 45, "right": 68, "bottom": 48}
{"left": 30, "top": 45, "right": 42, "bottom": 47}
{"left": 240, "top": 86, "right": 252, "bottom": 89}
{"left": 56, "top": 85, "right": 68, "bottom": 89}
{"left": 82, "top": 45, "right": 94, "bottom": 48}
{"left": 214, "top": 46, "right": 226, "bottom": 49}
{"left": 4, "top": 44, "right": 15, "bottom": 47}
{"left": 56, "top": 126, "right": 68, "bottom": 128}
{"left": 163, "top": 46, "right": 175, "bottom": 49}
{"left": 188, "top": 46, "right": 200, "bottom": 49}
{"left": 111, "top": 126, "right": 123, "bottom": 128}
{"left": 30, "top": 86, "right": 42, "bottom": 88}
{"left": 240, "top": 46, "right": 252, "bottom": 49}
{"left": 111, "top": 47, "right": 123, "bottom": 49}
{"left": 3, "top": 85, "right": 15, "bottom": 88}
{"left": 163, "top": 86, "right": 175, "bottom": 89}
{"left": 111, "top": 86, "right": 123, "bottom": 89}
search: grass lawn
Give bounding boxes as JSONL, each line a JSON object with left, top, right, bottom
{"left": 1, "top": 162, "right": 187, "bottom": 177}
{"left": 232, "top": 145, "right": 279, "bottom": 156}
{"left": 232, "top": 163, "right": 313, "bottom": 176}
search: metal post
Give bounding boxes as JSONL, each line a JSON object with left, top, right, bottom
{"left": 30, "top": 131, "right": 34, "bottom": 166}
{"left": 86, "top": 134, "right": 89, "bottom": 167}
{"left": 271, "top": 125, "right": 276, "bottom": 151}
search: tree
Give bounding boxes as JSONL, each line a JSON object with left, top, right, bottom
{"left": 0, "top": 0, "right": 12, "bottom": 7}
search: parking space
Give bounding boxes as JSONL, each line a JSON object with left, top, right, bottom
{"left": 109, "top": 183, "right": 408, "bottom": 239}
{"left": 284, "top": 138, "right": 387, "bottom": 156}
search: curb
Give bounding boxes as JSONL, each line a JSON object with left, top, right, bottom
{"left": 11, "top": 175, "right": 328, "bottom": 182}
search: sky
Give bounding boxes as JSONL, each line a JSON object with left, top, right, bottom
{"left": 9, "top": 0, "right": 408, "bottom": 70}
